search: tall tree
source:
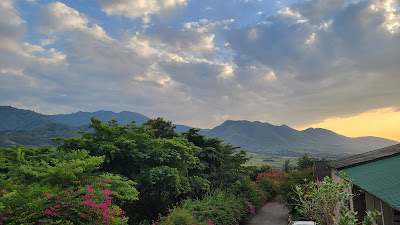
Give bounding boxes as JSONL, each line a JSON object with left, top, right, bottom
{"left": 297, "top": 154, "right": 315, "bottom": 169}
{"left": 282, "top": 159, "right": 293, "bottom": 173}
{"left": 142, "top": 117, "right": 178, "bottom": 139}
{"left": 54, "top": 118, "right": 209, "bottom": 221}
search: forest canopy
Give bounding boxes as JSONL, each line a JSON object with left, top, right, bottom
{"left": 0, "top": 117, "right": 291, "bottom": 224}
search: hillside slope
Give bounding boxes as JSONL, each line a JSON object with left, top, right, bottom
{"left": 0, "top": 107, "right": 397, "bottom": 156}
{"left": 207, "top": 120, "right": 398, "bottom": 156}
{"left": 0, "top": 123, "right": 79, "bottom": 148}
{"left": 49, "top": 110, "right": 150, "bottom": 127}
{"left": 0, "top": 106, "right": 56, "bottom": 131}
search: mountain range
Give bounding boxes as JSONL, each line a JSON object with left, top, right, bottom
{"left": 0, "top": 106, "right": 397, "bottom": 157}
{"left": 206, "top": 120, "right": 397, "bottom": 157}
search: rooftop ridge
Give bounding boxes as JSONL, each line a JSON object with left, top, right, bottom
{"left": 327, "top": 143, "right": 400, "bottom": 169}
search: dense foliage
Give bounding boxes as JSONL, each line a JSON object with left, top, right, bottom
{"left": 0, "top": 145, "right": 138, "bottom": 224}
{"left": 0, "top": 117, "right": 285, "bottom": 224}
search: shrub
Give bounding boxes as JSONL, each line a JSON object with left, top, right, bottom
{"left": 228, "top": 178, "right": 266, "bottom": 210}
{"left": 0, "top": 179, "right": 130, "bottom": 224}
{"left": 276, "top": 168, "right": 312, "bottom": 216}
{"left": 158, "top": 208, "right": 201, "bottom": 225}
{"left": 158, "top": 189, "right": 252, "bottom": 225}
{"left": 255, "top": 177, "right": 276, "bottom": 199}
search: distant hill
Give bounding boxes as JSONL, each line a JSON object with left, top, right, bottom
{"left": 0, "top": 123, "right": 79, "bottom": 148}
{"left": 0, "top": 106, "right": 397, "bottom": 157}
{"left": 206, "top": 120, "right": 398, "bottom": 157}
{"left": 0, "top": 107, "right": 197, "bottom": 148}
{"left": 49, "top": 110, "right": 150, "bottom": 127}
{"left": 0, "top": 106, "right": 55, "bottom": 131}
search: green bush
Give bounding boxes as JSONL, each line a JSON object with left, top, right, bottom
{"left": 158, "top": 188, "right": 254, "bottom": 225}
{"left": 159, "top": 208, "right": 201, "bottom": 225}
{"left": 0, "top": 146, "right": 137, "bottom": 224}
{"left": 255, "top": 177, "right": 276, "bottom": 200}
{"left": 277, "top": 168, "right": 313, "bottom": 215}
{"left": 229, "top": 178, "right": 266, "bottom": 210}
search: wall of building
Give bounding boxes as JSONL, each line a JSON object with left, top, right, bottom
{"left": 331, "top": 169, "right": 397, "bottom": 225}
{"left": 365, "top": 192, "right": 395, "bottom": 225}
{"left": 331, "top": 169, "right": 354, "bottom": 211}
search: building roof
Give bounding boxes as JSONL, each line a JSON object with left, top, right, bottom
{"left": 337, "top": 154, "right": 400, "bottom": 211}
{"left": 327, "top": 144, "right": 400, "bottom": 169}
{"left": 313, "top": 161, "right": 331, "bottom": 181}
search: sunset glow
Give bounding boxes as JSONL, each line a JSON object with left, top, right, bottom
{"left": 297, "top": 107, "right": 400, "bottom": 142}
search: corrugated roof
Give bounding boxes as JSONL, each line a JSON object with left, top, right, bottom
{"left": 313, "top": 161, "right": 331, "bottom": 181}
{"left": 336, "top": 154, "right": 400, "bottom": 211}
{"left": 327, "top": 144, "right": 400, "bottom": 169}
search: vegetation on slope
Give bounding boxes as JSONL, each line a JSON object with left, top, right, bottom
{"left": 0, "top": 106, "right": 55, "bottom": 131}
{"left": 1, "top": 117, "right": 281, "bottom": 224}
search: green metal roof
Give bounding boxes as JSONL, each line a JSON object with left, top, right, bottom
{"left": 336, "top": 154, "right": 400, "bottom": 211}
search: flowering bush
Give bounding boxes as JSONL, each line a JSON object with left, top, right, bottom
{"left": 0, "top": 179, "right": 129, "bottom": 224}
{"left": 40, "top": 182, "right": 129, "bottom": 224}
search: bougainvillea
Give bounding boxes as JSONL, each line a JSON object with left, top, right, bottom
{"left": 255, "top": 171, "right": 287, "bottom": 189}
{"left": 39, "top": 179, "right": 129, "bottom": 224}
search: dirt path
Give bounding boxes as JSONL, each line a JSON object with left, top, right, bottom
{"left": 246, "top": 200, "right": 289, "bottom": 225}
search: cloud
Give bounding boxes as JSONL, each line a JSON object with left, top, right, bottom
{"left": 2, "top": 0, "right": 400, "bottom": 133}
{"left": 0, "top": 0, "right": 25, "bottom": 51}
{"left": 98, "top": 0, "right": 188, "bottom": 20}
{"left": 38, "top": 2, "right": 88, "bottom": 34}
{"left": 223, "top": 0, "right": 400, "bottom": 127}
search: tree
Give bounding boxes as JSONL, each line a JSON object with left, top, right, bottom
{"left": 282, "top": 159, "right": 293, "bottom": 173}
{"left": 297, "top": 154, "right": 315, "bottom": 169}
{"left": 142, "top": 117, "right": 178, "bottom": 139}
{"left": 55, "top": 118, "right": 210, "bottom": 221}
{"left": 182, "top": 128, "right": 249, "bottom": 189}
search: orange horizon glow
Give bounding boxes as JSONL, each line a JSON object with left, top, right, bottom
{"left": 296, "top": 107, "right": 400, "bottom": 142}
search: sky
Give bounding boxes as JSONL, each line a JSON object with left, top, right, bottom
{"left": 0, "top": 0, "right": 400, "bottom": 141}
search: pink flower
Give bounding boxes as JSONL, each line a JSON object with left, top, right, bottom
{"left": 120, "top": 209, "right": 126, "bottom": 215}
{"left": 99, "top": 203, "right": 107, "bottom": 209}
{"left": 84, "top": 200, "right": 92, "bottom": 205}
{"left": 207, "top": 219, "right": 214, "bottom": 225}
{"left": 43, "top": 193, "right": 52, "bottom": 199}
{"left": 102, "top": 189, "right": 112, "bottom": 195}
{"left": 55, "top": 205, "right": 60, "bottom": 209}
{"left": 86, "top": 185, "right": 95, "bottom": 193}
{"left": 103, "top": 214, "right": 110, "bottom": 218}
{"left": 83, "top": 194, "right": 90, "bottom": 199}
{"left": 43, "top": 209, "right": 51, "bottom": 215}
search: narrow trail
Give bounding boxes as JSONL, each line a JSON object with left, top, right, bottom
{"left": 246, "top": 200, "right": 289, "bottom": 225}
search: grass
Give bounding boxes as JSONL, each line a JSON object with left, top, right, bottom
{"left": 245, "top": 152, "right": 298, "bottom": 170}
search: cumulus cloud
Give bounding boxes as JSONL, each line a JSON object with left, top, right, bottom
{"left": 98, "top": 0, "right": 188, "bottom": 21}
{"left": 223, "top": 0, "right": 400, "bottom": 126}
{"left": 0, "top": 0, "right": 25, "bottom": 51}
{"left": 38, "top": 2, "right": 88, "bottom": 34}
{"left": 2, "top": 0, "right": 400, "bottom": 130}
